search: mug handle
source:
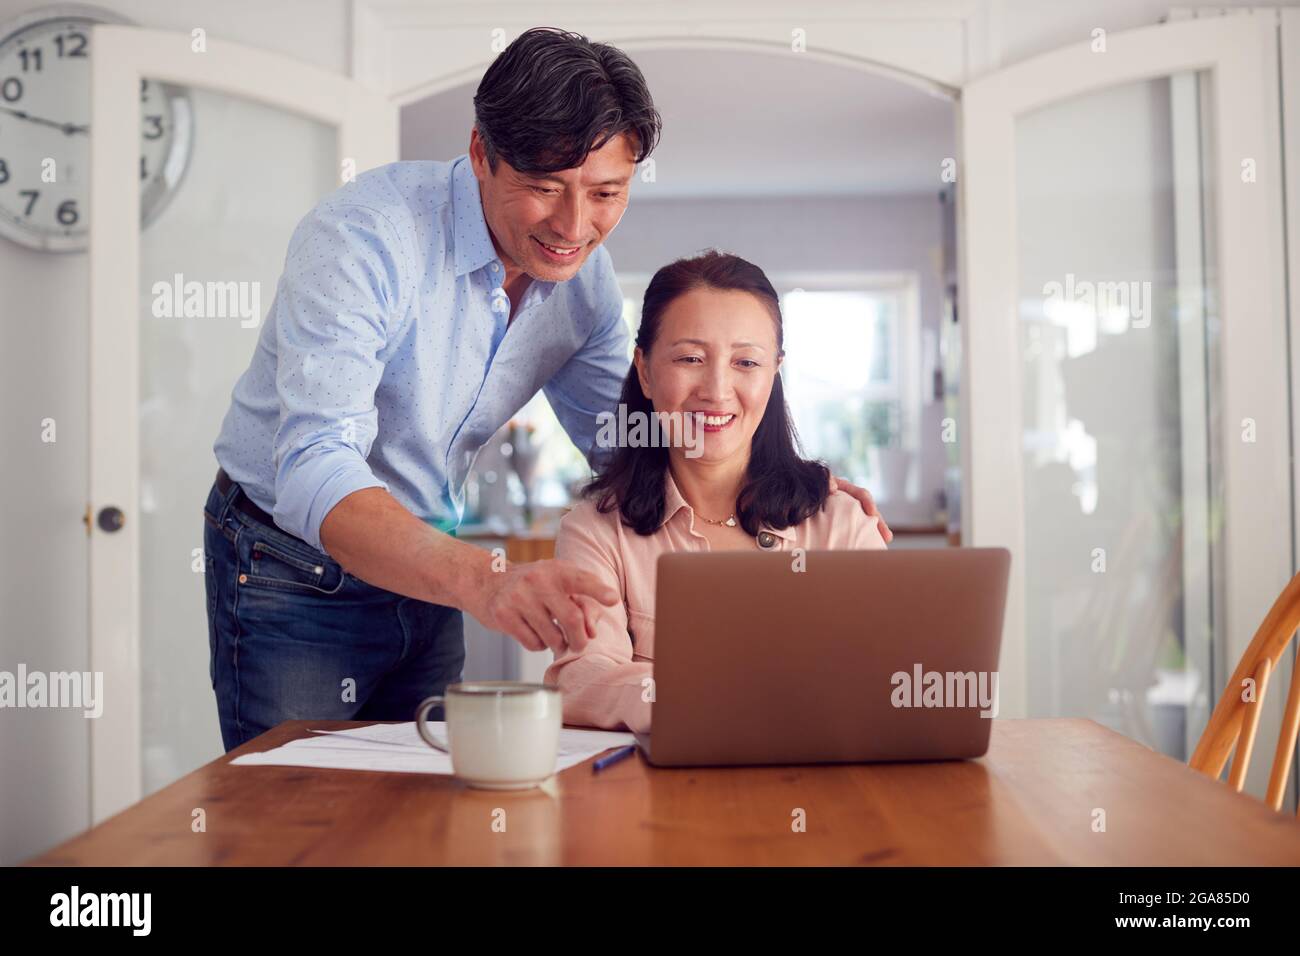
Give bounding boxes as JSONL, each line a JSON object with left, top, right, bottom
{"left": 414, "top": 695, "right": 449, "bottom": 753}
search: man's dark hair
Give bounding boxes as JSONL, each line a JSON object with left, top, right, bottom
{"left": 584, "top": 251, "right": 831, "bottom": 537}
{"left": 473, "top": 27, "right": 661, "bottom": 173}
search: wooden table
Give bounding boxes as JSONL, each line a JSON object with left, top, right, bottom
{"left": 26, "top": 718, "right": 1300, "bottom": 866}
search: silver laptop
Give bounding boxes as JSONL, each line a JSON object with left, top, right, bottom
{"left": 635, "top": 547, "right": 1011, "bottom": 767}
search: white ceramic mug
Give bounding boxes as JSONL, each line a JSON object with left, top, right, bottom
{"left": 414, "top": 682, "right": 562, "bottom": 790}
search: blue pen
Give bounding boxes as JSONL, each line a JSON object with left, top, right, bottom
{"left": 592, "top": 744, "right": 638, "bottom": 772}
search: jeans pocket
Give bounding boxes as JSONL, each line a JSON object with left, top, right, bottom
{"left": 242, "top": 536, "right": 348, "bottom": 596}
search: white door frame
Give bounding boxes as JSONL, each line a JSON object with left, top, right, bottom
{"left": 89, "top": 25, "right": 397, "bottom": 822}
{"left": 351, "top": 0, "right": 977, "bottom": 106}
{"left": 1284, "top": 10, "right": 1300, "bottom": 578}
{"left": 1280, "top": 8, "right": 1300, "bottom": 808}
{"left": 960, "top": 11, "right": 1290, "bottom": 717}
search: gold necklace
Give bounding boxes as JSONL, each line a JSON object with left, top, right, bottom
{"left": 698, "top": 511, "right": 737, "bottom": 527}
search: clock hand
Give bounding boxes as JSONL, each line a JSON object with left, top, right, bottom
{"left": 0, "top": 104, "right": 89, "bottom": 135}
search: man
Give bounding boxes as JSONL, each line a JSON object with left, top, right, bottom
{"left": 203, "top": 27, "right": 891, "bottom": 752}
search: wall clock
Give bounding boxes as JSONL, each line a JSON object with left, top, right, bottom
{"left": 0, "top": 4, "right": 193, "bottom": 252}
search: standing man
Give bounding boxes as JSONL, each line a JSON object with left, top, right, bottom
{"left": 203, "top": 27, "right": 890, "bottom": 752}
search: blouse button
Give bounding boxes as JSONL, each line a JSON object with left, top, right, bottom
{"left": 757, "top": 531, "right": 777, "bottom": 550}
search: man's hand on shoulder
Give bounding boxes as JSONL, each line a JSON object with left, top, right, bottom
{"left": 827, "top": 475, "right": 894, "bottom": 543}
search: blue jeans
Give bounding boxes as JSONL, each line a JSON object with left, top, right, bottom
{"left": 203, "top": 477, "right": 464, "bottom": 752}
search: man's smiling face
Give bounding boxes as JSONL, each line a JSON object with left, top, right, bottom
{"left": 469, "top": 128, "right": 637, "bottom": 284}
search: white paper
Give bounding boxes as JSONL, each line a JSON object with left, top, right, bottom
{"left": 229, "top": 721, "right": 636, "bottom": 776}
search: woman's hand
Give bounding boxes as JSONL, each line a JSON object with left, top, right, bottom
{"left": 828, "top": 476, "right": 894, "bottom": 543}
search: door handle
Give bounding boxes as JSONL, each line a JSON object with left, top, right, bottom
{"left": 97, "top": 506, "right": 125, "bottom": 533}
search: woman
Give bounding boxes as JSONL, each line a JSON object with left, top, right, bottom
{"left": 544, "top": 251, "right": 887, "bottom": 732}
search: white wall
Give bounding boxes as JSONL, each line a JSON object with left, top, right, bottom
{"left": 983, "top": 0, "right": 1294, "bottom": 74}
{"left": 0, "top": 0, "right": 350, "bottom": 867}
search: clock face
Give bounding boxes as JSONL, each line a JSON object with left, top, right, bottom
{"left": 0, "top": 8, "right": 193, "bottom": 252}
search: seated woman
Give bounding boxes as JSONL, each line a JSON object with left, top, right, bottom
{"left": 544, "top": 250, "right": 888, "bottom": 732}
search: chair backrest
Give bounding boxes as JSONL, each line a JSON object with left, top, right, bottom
{"left": 1189, "top": 572, "right": 1300, "bottom": 812}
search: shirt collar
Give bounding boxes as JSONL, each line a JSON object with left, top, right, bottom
{"left": 450, "top": 154, "right": 499, "bottom": 278}
{"left": 660, "top": 468, "right": 796, "bottom": 542}
{"left": 449, "top": 155, "right": 560, "bottom": 307}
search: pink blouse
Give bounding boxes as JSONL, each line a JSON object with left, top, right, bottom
{"left": 543, "top": 470, "right": 888, "bottom": 732}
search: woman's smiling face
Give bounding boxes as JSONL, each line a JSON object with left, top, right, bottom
{"left": 634, "top": 286, "right": 783, "bottom": 465}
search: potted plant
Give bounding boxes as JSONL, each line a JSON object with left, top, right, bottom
{"left": 864, "top": 400, "right": 911, "bottom": 503}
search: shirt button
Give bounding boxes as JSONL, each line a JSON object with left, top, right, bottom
{"left": 490, "top": 263, "right": 500, "bottom": 272}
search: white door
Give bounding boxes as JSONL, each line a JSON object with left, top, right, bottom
{"left": 88, "top": 26, "right": 397, "bottom": 821}
{"left": 959, "top": 11, "right": 1291, "bottom": 795}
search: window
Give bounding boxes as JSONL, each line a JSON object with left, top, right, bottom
{"left": 777, "top": 274, "right": 921, "bottom": 496}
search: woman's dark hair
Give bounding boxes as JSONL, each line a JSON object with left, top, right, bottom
{"left": 585, "top": 251, "right": 831, "bottom": 536}
{"left": 473, "top": 27, "right": 662, "bottom": 173}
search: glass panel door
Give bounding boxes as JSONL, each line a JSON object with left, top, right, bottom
{"left": 959, "top": 14, "right": 1291, "bottom": 802}
{"left": 137, "top": 83, "right": 336, "bottom": 792}
{"left": 88, "top": 26, "right": 396, "bottom": 818}
{"left": 1014, "top": 73, "right": 1215, "bottom": 759}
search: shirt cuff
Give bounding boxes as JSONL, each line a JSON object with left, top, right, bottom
{"left": 274, "top": 454, "right": 389, "bottom": 552}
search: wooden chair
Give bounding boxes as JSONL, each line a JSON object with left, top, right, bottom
{"left": 1189, "top": 572, "right": 1300, "bottom": 812}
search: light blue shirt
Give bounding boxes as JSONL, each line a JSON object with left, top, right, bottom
{"left": 213, "top": 155, "right": 631, "bottom": 552}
